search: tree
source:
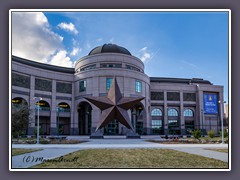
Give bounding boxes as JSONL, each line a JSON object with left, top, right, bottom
{"left": 12, "top": 105, "right": 30, "bottom": 140}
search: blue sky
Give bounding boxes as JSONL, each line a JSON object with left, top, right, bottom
{"left": 11, "top": 11, "right": 229, "bottom": 102}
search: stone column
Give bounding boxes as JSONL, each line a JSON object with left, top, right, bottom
{"left": 199, "top": 90, "right": 205, "bottom": 134}
{"left": 71, "top": 83, "right": 78, "bottom": 135}
{"left": 91, "top": 106, "right": 102, "bottom": 132}
{"left": 180, "top": 91, "right": 185, "bottom": 135}
{"left": 28, "top": 75, "right": 35, "bottom": 136}
{"left": 195, "top": 84, "right": 201, "bottom": 130}
{"left": 163, "top": 90, "right": 168, "bottom": 135}
{"left": 50, "top": 80, "right": 57, "bottom": 135}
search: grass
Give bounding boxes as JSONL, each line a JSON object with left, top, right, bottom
{"left": 146, "top": 136, "right": 229, "bottom": 144}
{"left": 32, "top": 149, "right": 228, "bottom": 169}
{"left": 205, "top": 148, "right": 229, "bottom": 153}
{"left": 12, "top": 148, "right": 42, "bottom": 156}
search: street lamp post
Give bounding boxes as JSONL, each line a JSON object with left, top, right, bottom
{"left": 218, "top": 100, "right": 226, "bottom": 144}
{"left": 33, "top": 97, "right": 42, "bottom": 144}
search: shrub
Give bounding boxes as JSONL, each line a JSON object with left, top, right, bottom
{"left": 220, "top": 129, "right": 228, "bottom": 138}
{"left": 26, "top": 140, "right": 36, "bottom": 144}
{"left": 40, "top": 139, "right": 50, "bottom": 144}
{"left": 192, "top": 129, "right": 202, "bottom": 141}
{"left": 207, "top": 130, "right": 215, "bottom": 138}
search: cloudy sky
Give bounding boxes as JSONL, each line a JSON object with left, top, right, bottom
{"left": 11, "top": 10, "right": 229, "bottom": 102}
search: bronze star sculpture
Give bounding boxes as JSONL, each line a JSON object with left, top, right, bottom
{"left": 84, "top": 77, "right": 144, "bottom": 132}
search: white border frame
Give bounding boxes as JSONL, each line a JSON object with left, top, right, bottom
{"left": 9, "top": 9, "right": 231, "bottom": 172}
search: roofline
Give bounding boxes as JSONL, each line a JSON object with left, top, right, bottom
{"left": 88, "top": 43, "right": 132, "bottom": 56}
{"left": 150, "top": 77, "right": 212, "bottom": 85}
{"left": 12, "top": 56, "right": 75, "bottom": 74}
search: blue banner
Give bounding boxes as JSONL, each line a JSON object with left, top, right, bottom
{"left": 203, "top": 93, "right": 218, "bottom": 114}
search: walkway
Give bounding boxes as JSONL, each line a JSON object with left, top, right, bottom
{"left": 11, "top": 137, "right": 229, "bottom": 169}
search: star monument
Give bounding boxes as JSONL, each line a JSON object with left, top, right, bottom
{"left": 84, "top": 77, "right": 144, "bottom": 133}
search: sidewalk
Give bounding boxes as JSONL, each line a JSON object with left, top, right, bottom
{"left": 11, "top": 138, "right": 229, "bottom": 168}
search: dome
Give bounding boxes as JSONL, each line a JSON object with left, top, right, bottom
{"left": 88, "top": 43, "right": 132, "bottom": 56}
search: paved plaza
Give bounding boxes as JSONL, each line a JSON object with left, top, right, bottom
{"left": 11, "top": 136, "right": 229, "bottom": 169}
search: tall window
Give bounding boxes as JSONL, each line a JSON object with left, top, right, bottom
{"left": 106, "top": 78, "right": 113, "bottom": 90}
{"left": 168, "top": 108, "right": 178, "bottom": 116}
{"left": 79, "top": 80, "right": 86, "bottom": 92}
{"left": 136, "top": 80, "right": 142, "bottom": 92}
{"left": 151, "top": 108, "right": 162, "bottom": 116}
{"left": 152, "top": 120, "right": 162, "bottom": 134}
{"left": 152, "top": 120, "right": 162, "bottom": 128}
{"left": 168, "top": 120, "right": 178, "bottom": 127}
{"left": 184, "top": 109, "right": 194, "bottom": 117}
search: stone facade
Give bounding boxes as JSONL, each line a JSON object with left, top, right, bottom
{"left": 11, "top": 45, "right": 224, "bottom": 136}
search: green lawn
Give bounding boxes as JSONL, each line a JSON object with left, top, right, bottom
{"left": 12, "top": 148, "right": 42, "bottom": 156}
{"left": 205, "top": 148, "right": 229, "bottom": 153}
{"left": 146, "top": 136, "right": 228, "bottom": 144}
{"left": 32, "top": 149, "right": 228, "bottom": 169}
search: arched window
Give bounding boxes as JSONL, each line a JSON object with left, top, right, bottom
{"left": 151, "top": 108, "right": 162, "bottom": 116}
{"left": 12, "top": 97, "right": 28, "bottom": 108}
{"left": 168, "top": 108, "right": 178, "bottom": 116}
{"left": 35, "top": 100, "right": 50, "bottom": 111}
{"left": 58, "top": 102, "right": 70, "bottom": 112}
{"left": 184, "top": 109, "right": 194, "bottom": 117}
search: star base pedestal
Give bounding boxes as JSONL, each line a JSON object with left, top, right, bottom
{"left": 90, "top": 131, "right": 104, "bottom": 139}
{"left": 126, "top": 131, "right": 141, "bottom": 139}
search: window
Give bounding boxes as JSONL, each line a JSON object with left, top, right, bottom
{"left": 183, "top": 93, "right": 196, "bottom": 101}
{"left": 168, "top": 120, "right": 178, "bottom": 125}
{"left": 79, "top": 80, "right": 86, "bottom": 92}
{"left": 151, "top": 109, "right": 162, "bottom": 116}
{"left": 184, "top": 109, "right": 194, "bottom": 117}
{"left": 12, "top": 73, "right": 30, "bottom": 88}
{"left": 56, "top": 82, "right": 72, "bottom": 94}
{"left": 136, "top": 81, "right": 142, "bottom": 92}
{"left": 185, "top": 120, "right": 194, "bottom": 135}
{"left": 152, "top": 120, "right": 162, "bottom": 128}
{"left": 106, "top": 78, "right": 113, "bottom": 90}
{"left": 80, "top": 64, "right": 96, "bottom": 72}
{"left": 167, "top": 92, "right": 180, "bottom": 101}
{"left": 152, "top": 120, "right": 162, "bottom": 134}
{"left": 35, "top": 78, "right": 52, "bottom": 92}
{"left": 168, "top": 108, "right": 178, "bottom": 116}
{"left": 126, "top": 65, "right": 141, "bottom": 72}
{"left": 168, "top": 119, "right": 180, "bottom": 135}
{"left": 136, "top": 121, "right": 143, "bottom": 135}
{"left": 151, "top": 92, "right": 164, "bottom": 100}
{"left": 100, "top": 63, "right": 122, "bottom": 68}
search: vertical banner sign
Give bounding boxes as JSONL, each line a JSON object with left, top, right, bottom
{"left": 203, "top": 93, "right": 218, "bottom": 114}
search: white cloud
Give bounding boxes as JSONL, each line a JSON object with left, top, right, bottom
{"left": 57, "top": 22, "right": 78, "bottom": 34}
{"left": 70, "top": 47, "right": 81, "bottom": 56}
{"left": 49, "top": 50, "right": 73, "bottom": 67}
{"left": 139, "top": 47, "right": 151, "bottom": 63}
{"left": 12, "top": 12, "right": 63, "bottom": 63}
{"left": 140, "top": 47, "right": 147, "bottom": 52}
{"left": 72, "top": 38, "right": 77, "bottom": 46}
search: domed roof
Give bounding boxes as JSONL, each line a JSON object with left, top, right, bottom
{"left": 88, "top": 43, "right": 132, "bottom": 56}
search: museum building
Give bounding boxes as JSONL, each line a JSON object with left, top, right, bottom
{"left": 11, "top": 44, "right": 225, "bottom": 136}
